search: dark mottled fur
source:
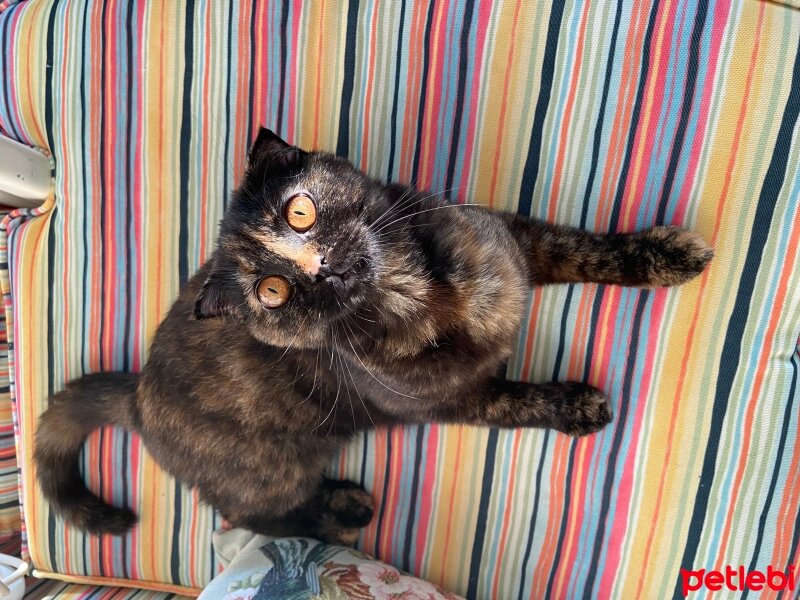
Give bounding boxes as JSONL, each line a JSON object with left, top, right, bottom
{"left": 35, "top": 128, "right": 713, "bottom": 542}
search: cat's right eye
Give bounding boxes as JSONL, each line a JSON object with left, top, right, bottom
{"left": 285, "top": 193, "right": 317, "bottom": 232}
{"left": 257, "top": 275, "right": 292, "bottom": 309}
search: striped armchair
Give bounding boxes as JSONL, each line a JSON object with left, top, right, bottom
{"left": 1, "top": 0, "right": 799, "bottom": 598}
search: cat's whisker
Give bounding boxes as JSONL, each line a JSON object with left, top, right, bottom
{"left": 315, "top": 328, "right": 343, "bottom": 434}
{"left": 373, "top": 203, "right": 481, "bottom": 236}
{"left": 340, "top": 326, "right": 375, "bottom": 430}
{"left": 276, "top": 314, "right": 308, "bottom": 363}
{"left": 369, "top": 182, "right": 467, "bottom": 233}
{"left": 369, "top": 185, "right": 417, "bottom": 231}
{"left": 345, "top": 313, "right": 376, "bottom": 343}
{"left": 333, "top": 327, "right": 357, "bottom": 431}
{"left": 341, "top": 320, "right": 420, "bottom": 401}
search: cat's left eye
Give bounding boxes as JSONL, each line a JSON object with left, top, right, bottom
{"left": 285, "top": 193, "right": 317, "bottom": 232}
{"left": 257, "top": 275, "right": 292, "bottom": 309}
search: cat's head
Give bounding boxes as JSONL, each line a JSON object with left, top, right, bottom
{"left": 192, "top": 127, "right": 391, "bottom": 348}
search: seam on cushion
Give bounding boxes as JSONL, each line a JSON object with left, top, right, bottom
{"left": 0, "top": 144, "right": 55, "bottom": 563}
{"left": 31, "top": 569, "right": 201, "bottom": 598}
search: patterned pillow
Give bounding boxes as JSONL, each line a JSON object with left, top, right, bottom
{"left": 199, "top": 534, "right": 462, "bottom": 600}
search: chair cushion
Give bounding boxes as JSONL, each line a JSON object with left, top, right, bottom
{"left": 1, "top": 0, "right": 799, "bottom": 597}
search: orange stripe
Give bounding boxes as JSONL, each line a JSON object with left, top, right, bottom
{"left": 595, "top": 0, "right": 646, "bottom": 229}
{"left": 360, "top": 0, "right": 381, "bottom": 171}
{"left": 531, "top": 435, "right": 568, "bottom": 598}
{"left": 312, "top": 0, "right": 326, "bottom": 149}
{"left": 487, "top": 0, "right": 523, "bottom": 210}
{"left": 490, "top": 430, "right": 522, "bottom": 599}
{"left": 437, "top": 428, "right": 463, "bottom": 584}
{"left": 547, "top": 0, "right": 591, "bottom": 222}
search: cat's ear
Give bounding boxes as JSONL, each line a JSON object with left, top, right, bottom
{"left": 248, "top": 126, "right": 303, "bottom": 172}
{"left": 193, "top": 265, "right": 239, "bottom": 320}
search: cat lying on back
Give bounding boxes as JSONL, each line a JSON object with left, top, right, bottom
{"left": 35, "top": 128, "right": 712, "bottom": 544}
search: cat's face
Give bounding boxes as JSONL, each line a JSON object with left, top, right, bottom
{"left": 193, "top": 128, "right": 388, "bottom": 348}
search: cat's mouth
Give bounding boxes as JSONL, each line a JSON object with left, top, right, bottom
{"left": 313, "top": 255, "right": 372, "bottom": 311}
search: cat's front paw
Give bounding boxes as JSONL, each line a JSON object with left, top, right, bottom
{"left": 552, "top": 383, "right": 613, "bottom": 436}
{"left": 635, "top": 226, "right": 713, "bottom": 287}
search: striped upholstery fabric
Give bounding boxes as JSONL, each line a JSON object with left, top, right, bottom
{"left": 25, "top": 578, "right": 190, "bottom": 600}
{"left": 1, "top": 0, "right": 800, "bottom": 598}
{"left": 0, "top": 210, "right": 22, "bottom": 558}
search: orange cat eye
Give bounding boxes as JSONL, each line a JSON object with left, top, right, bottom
{"left": 285, "top": 193, "right": 317, "bottom": 232}
{"left": 257, "top": 275, "right": 292, "bottom": 309}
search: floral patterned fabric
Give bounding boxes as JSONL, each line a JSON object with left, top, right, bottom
{"left": 199, "top": 534, "right": 461, "bottom": 600}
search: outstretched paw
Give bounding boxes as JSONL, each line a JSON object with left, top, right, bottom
{"left": 635, "top": 226, "right": 713, "bottom": 287}
{"left": 553, "top": 383, "right": 613, "bottom": 436}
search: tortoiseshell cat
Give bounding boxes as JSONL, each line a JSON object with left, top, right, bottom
{"left": 36, "top": 128, "right": 712, "bottom": 543}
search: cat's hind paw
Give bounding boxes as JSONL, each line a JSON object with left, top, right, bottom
{"left": 317, "top": 479, "right": 374, "bottom": 546}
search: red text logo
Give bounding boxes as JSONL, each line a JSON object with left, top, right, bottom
{"left": 680, "top": 566, "right": 796, "bottom": 596}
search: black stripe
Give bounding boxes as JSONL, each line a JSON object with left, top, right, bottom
{"left": 552, "top": 285, "right": 575, "bottom": 378}
{"left": 583, "top": 292, "right": 649, "bottom": 595}
{"left": 243, "top": 0, "right": 256, "bottom": 244}
{"left": 123, "top": 0, "right": 134, "bottom": 373}
{"left": 177, "top": 0, "right": 195, "bottom": 286}
{"left": 579, "top": 0, "right": 623, "bottom": 229}
{"left": 43, "top": 0, "right": 59, "bottom": 571}
{"left": 655, "top": 0, "right": 708, "bottom": 223}
{"left": 222, "top": 0, "right": 234, "bottom": 212}
{"left": 443, "top": 0, "right": 476, "bottom": 196}
{"left": 372, "top": 431, "right": 393, "bottom": 552}
{"left": 410, "top": 0, "right": 437, "bottom": 185}
{"left": 336, "top": 0, "right": 360, "bottom": 158}
{"left": 121, "top": 0, "right": 134, "bottom": 579}
{"left": 517, "top": 0, "right": 566, "bottom": 217}
{"left": 466, "top": 429, "right": 499, "bottom": 600}
{"left": 608, "top": 0, "right": 660, "bottom": 230}
{"left": 0, "top": 7, "right": 22, "bottom": 140}
{"left": 741, "top": 352, "right": 798, "bottom": 600}
{"left": 121, "top": 430, "right": 130, "bottom": 578}
{"left": 80, "top": 0, "right": 90, "bottom": 375}
{"left": 516, "top": 430, "right": 551, "bottom": 600}
{"left": 359, "top": 432, "right": 368, "bottom": 487}
{"left": 386, "top": 0, "right": 407, "bottom": 180}
{"left": 672, "top": 35, "right": 800, "bottom": 600}
{"left": 247, "top": 0, "right": 256, "bottom": 135}
{"left": 543, "top": 441, "right": 578, "bottom": 598}
{"left": 43, "top": 0, "right": 57, "bottom": 389}
{"left": 401, "top": 425, "right": 425, "bottom": 572}
{"left": 582, "top": 285, "right": 607, "bottom": 382}
{"left": 171, "top": 483, "right": 182, "bottom": 582}
{"left": 275, "top": 0, "right": 290, "bottom": 136}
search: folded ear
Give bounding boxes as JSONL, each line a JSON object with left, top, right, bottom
{"left": 193, "top": 262, "right": 239, "bottom": 320}
{"left": 248, "top": 126, "right": 303, "bottom": 172}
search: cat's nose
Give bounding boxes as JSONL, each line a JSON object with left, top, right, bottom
{"left": 306, "top": 254, "right": 324, "bottom": 278}
{"left": 315, "top": 257, "right": 349, "bottom": 282}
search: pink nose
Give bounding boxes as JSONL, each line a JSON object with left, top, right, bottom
{"left": 307, "top": 254, "right": 324, "bottom": 278}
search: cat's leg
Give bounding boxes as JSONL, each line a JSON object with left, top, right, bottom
{"left": 500, "top": 213, "right": 713, "bottom": 287}
{"left": 221, "top": 478, "right": 374, "bottom": 545}
{"left": 438, "top": 378, "right": 613, "bottom": 436}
